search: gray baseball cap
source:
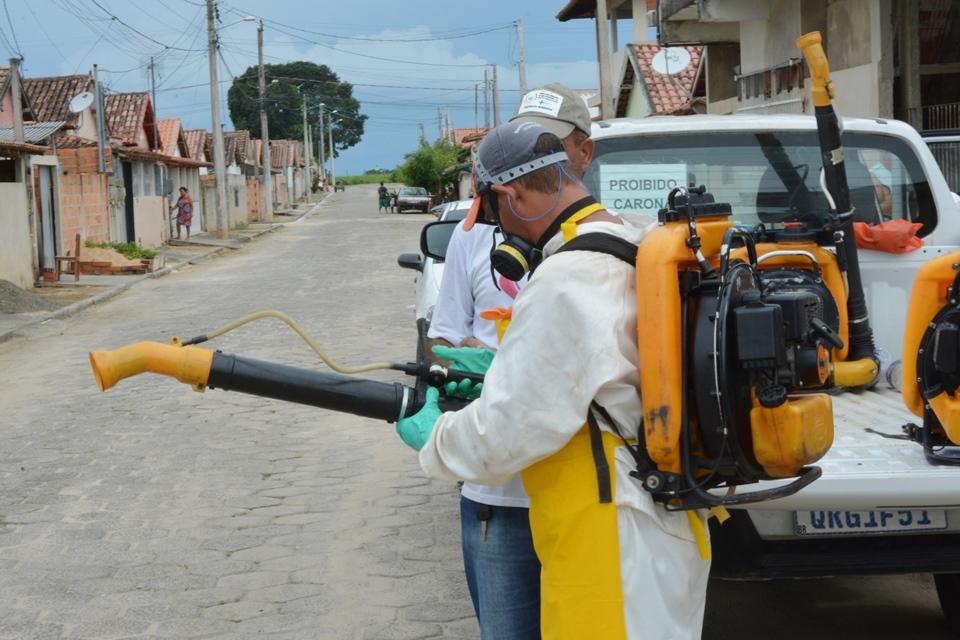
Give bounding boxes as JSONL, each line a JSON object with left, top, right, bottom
{"left": 464, "top": 120, "right": 568, "bottom": 230}
{"left": 510, "top": 83, "right": 592, "bottom": 139}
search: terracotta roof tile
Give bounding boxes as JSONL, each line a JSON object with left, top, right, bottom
{"left": 224, "top": 130, "right": 251, "bottom": 163}
{"left": 105, "top": 91, "right": 156, "bottom": 148}
{"left": 452, "top": 127, "right": 487, "bottom": 146}
{"left": 23, "top": 74, "right": 92, "bottom": 127}
{"left": 157, "top": 118, "right": 183, "bottom": 156}
{"left": 56, "top": 134, "right": 98, "bottom": 148}
{"left": 630, "top": 43, "right": 704, "bottom": 115}
{"left": 183, "top": 129, "right": 207, "bottom": 161}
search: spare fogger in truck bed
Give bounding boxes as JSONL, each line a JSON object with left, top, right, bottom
{"left": 903, "top": 251, "right": 960, "bottom": 464}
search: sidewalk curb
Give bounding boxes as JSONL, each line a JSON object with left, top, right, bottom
{"left": 0, "top": 204, "right": 318, "bottom": 346}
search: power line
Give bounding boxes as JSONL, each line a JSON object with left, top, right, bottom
{"left": 87, "top": 0, "right": 207, "bottom": 52}
{"left": 23, "top": 0, "right": 68, "bottom": 64}
{"left": 258, "top": 19, "right": 514, "bottom": 43}
{"left": 3, "top": 0, "right": 22, "bottom": 58}
{"left": 265, "top": 23, "right": 490, "bottom": 68}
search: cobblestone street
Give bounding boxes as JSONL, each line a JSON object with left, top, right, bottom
{"left": 0, "top": 186, "right": 477, "bottom": 640}
{"left": 0, "top": 185, "right": 953, "bottom": 639}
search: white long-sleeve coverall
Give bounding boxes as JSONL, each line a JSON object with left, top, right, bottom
{"left": 419, "top": 218, "right": 710, "bottom": 640}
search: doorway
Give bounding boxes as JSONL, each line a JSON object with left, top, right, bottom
{"left": 122, "top": 161, "right": 135, "bottom": 243}
{"left": 35, "top": 165, "right": 58, "bottom": 272}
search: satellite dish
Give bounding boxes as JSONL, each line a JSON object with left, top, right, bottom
{"left": 68, "top": 92, "right": 95, "bottom": 113}
{"left": 651, "top": 48, "right": 692, "bottom": 76}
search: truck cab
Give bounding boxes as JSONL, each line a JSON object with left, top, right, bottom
{"left": 585, "top": 114, "right": 960, "bottom": 630}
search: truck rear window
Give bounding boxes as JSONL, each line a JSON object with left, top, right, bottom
{"left": 585, "top": 131, "right": 937, "bottom": 236}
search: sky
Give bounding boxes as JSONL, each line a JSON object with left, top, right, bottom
{"left": 3, "top": 0, "right": 646, "bottom": 175}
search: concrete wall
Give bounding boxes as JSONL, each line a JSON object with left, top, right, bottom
{"left": 132, "top": 195, "right": 166, "bottom": 248}
{"left": 0, "top": 181, "right": 33, "bottom": 288}
{"left": 226, "top": 174, "right": 247, "bottom": 227}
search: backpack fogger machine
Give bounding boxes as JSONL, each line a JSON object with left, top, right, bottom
{"left": 903, "top": 252, "right": 960, "bottom": 464}
{"left": 623, "top": 30, "right": 880, "bottom": 510}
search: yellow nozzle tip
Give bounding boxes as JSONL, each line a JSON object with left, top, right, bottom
{"left": 89, "top": 350, "right": 111, "bottom": 391}
{"left": 796, "top": 31, "right": 822, "bottom": 49}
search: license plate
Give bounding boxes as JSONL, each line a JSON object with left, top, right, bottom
{"left": 794, "top": 510, "right": 948, "bottom": 536}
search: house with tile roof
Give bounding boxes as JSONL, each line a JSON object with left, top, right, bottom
{"left": 183, "top": 129, "right": 209, "bottom": 165}
{"left": 17, "top": 73, "right": 113, "bottom": 280}
{"left": 616, "top": 42, "right": 705, "bottom": 117}
{"left": 24, "top": 74, "right": 97, "bottom": 141}
{"left": 556, "top": 0, "right": 658, "bottom": 118}
{"left": 102, "top": 91, "right": 169, "bottom": 246}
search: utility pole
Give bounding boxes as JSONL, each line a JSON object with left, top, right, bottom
{"left": 483, "top": 68, "right": 490, "bottom": 129}
{"left": 317, "top": 106, "right": 326, "bottom": 184}
{"left": 301, "top": 92, "right": 309, "bottom": 200}
{"left": 257, "top": 18, "right": 272, "bottom": 221}
{"left": 492, "top": 64, "right": 501, "bottom": 126}
{"left": 515, "top": 19, "right": 527, "bottom": 95}
{"left": 93, "top": 64, "right": 107, "bottom": 173}
{"left": 474, "top": 83, "right": 479, "bottom": 129}
{"left": 595, "top": 0, "right": 614, "bottom": 119}
{"left": 149, "top": 57, "right": 159, "bottom": 151}
{"left": 9, "top": 57, "right": 23, "bottom": 143}
{"left": 437, "top": 106, "right": 443, "bottom": 140}
{"left": 207, "top": 0, "right": 228, "bottom": 238}
{"left": 418, "top": 122, "right": 425, "bottom": 143}
{"left": 328, "top": 120, "right": 336, "bottom": 189}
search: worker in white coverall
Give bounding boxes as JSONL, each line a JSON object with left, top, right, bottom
{"left": 425, "top": 82, "right": 596, "bottom": 640}
{"left": 396, "top": 119, "right": 711, "bottom": 639}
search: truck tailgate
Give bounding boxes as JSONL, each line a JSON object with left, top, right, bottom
{"left": 745, "top": 388, "right": 960, "bottom": 510}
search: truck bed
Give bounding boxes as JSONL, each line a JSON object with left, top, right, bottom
{"left": 747, "top": 387, "right": 960, "bottom": 510}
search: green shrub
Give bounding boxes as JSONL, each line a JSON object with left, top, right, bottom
{"left": 85, "top": 240, "right": 157, "bottom": 260}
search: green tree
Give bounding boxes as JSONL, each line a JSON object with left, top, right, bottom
{"left": 397, "top": 139, "right": 466, "bottom": 191}
{"left": 226, "top": 61, "right": 366, "bottom": 156}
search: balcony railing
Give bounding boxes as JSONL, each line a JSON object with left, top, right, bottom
{"left": 910, "top": 102, "right": 960, "bottom": 131}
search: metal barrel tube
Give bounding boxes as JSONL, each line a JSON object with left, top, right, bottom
{"left": 207, "top": 352, "right": 418, "bottom": 423}
{"left": 799, "top": 31, "right": 878, "bottom": 367}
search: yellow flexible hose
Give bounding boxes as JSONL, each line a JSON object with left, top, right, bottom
{"left": 197, "top": 310, "right": 394, "bottom": 375}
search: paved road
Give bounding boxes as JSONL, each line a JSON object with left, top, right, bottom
{"left": 0, "top": 184, "right": 953, "bottom": 639}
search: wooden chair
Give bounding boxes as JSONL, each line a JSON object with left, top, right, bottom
{"left": 54, "top": 233, "right": 81, "bottom": 282}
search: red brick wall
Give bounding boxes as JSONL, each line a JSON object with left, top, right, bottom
{"left": 59, "top": 146, "right": 112, "bottom": 175}
{"left": 58, "top": 172, "right": 111, "bottom": 249}
{"left": 56, "top": 147, "right": 112, "bottom": 250}
{"left": 246, "top": 178, "right": 261, "bottom": 221}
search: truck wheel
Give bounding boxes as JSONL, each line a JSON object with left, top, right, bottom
{"left": 935, "top": 573, "right": 960, "bottom": 634}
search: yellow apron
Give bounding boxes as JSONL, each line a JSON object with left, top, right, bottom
{"left": 521, "top": 426, "right": 628, "bottom": 640}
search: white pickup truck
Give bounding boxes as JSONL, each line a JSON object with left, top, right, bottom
{"left": 585, "top": 114, "right": 960, "bottom": 631}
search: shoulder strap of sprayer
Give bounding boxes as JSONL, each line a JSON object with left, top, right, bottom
{"left": 555, "top": 232, "right": 658, "bottom": 503}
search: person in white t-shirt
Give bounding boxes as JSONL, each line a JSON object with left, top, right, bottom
{"left": 425, "top": 83, "right": 595, "bottom": 639}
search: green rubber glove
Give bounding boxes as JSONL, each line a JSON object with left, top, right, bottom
{"left": 444, "top": 378, "right": 483, "bottom": 400}
{"left": 431, "top": 345, "right": 495, "bottom": 374}
{"left": 396, "top": 386, "right": 442, "bottom": 451}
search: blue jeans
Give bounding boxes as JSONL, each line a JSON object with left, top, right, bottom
{"left": 460, "top": 494, "right": 541, "bottom": 640}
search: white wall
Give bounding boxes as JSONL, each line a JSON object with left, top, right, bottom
{"left": 0, "top": 181, "right": 33, "bottom": 288}
{"left": 133, "top": 195, "right": 166, "bottom": 248}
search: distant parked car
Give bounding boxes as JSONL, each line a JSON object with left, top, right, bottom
{"left": 395, "top": 187, "right": 431, "bottom": 213}
{"left": 334, "top": 183, "right": 345, "bottom": 192}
